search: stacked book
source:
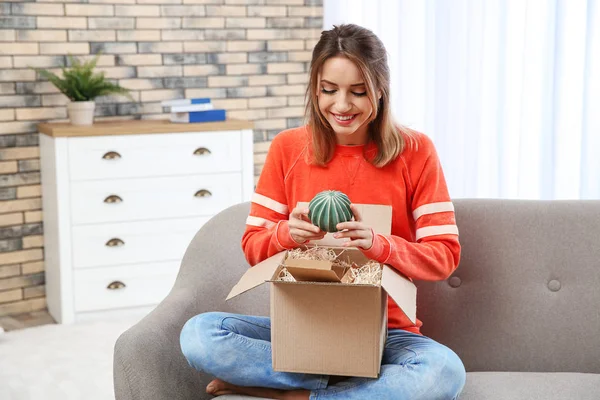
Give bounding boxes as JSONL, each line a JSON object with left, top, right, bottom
{"left": 161, "top": 98, "right": 226, "bottom": 123}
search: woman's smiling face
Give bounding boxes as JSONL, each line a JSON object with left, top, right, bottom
{"left": 317, "top": 56, "right": 374, "bottom": 145}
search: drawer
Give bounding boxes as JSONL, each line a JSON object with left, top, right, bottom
{"left": 70, "top": 172, "right": 242, "bottom": 224}
{"left": 71, "top": 217, "right": 209, "bottom": 269}
{"left": 73, "top": 262, "right": 179, "bottom": 312}
{"left": 67, "top": 130, "right": 242, "bottom": 181}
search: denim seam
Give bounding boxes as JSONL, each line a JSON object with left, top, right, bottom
{"left": 218, "top": 317, "right": 271, "bottom": 352}
{"left": 219, "top": 315, "right": 271, "bottom": 331}
{"left": 383, "top": 346, "right": 418, "bottom": 360}
{"left": 226, "top": 329, "right": 271, "bottom": 352}
{"left": 308, "top": 374, "right": 328, "bottom": 398}
{"left": 317, "top": 374, "right": 329, "bottom": 390}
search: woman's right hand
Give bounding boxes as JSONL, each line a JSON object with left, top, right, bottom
{"left": 288, "top": 206, "right": 326, "bottom": 244}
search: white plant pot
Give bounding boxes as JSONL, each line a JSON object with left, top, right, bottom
{"left": 67, "top": 101, "right": 95, "bottom": 126}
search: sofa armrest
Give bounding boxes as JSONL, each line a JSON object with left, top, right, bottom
{"left": 113, "top": 202, "right": 269, "bottom": 400}
{"left": 113, "top": 288, "right": 212, "bottom": 400}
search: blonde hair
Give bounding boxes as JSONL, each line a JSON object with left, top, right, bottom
{"left": 304, "top": 24, "right": 414, "bottom": 167}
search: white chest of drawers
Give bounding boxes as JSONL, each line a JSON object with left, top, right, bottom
{"left": 38, "top": 120, "right": 254, "bottom": 323}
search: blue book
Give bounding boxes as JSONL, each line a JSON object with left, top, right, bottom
{"left": 170, "top": 109, "right": 226, "bottom": 123}
{"left": 161, "top": 98, "right": 211, "bottom": 108}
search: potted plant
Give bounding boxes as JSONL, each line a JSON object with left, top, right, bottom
{"left": 34, "top": 54, "right": 132, "bottom": 126}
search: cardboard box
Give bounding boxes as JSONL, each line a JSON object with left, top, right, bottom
{"left": 227, "top": 204, "right": 417, "bottom": 378}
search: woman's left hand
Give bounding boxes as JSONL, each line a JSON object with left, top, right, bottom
{"left": 333, "top": 204, "right": 374, "bottom": 250}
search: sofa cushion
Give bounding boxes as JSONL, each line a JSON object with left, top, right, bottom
{"left": 217, "top": 371, "right": 600, "bottom": 400}
{"left": 460, "top": 371, "right": 600, "bottom": 400}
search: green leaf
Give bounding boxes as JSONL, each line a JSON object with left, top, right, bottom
{"left": 30, "top": 52, "right": 132, "bottom": 103}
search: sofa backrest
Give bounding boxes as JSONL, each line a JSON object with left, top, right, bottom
{"left": 418, "top": 199, "right": 600, "bottom": 373}
{"left": 175, "top": 201, "right": 270, "bottom": 319}
{"left": 179, "top": 199, "right": 600, "bottom": 374}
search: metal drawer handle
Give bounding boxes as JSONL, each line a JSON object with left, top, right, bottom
{"left": 193, "top": 147, "right": 211, "bottom": 156}
{"left": 107, "top": 281, "right": 126, "bottom": 290}
{"left": 105, "top": 238, "right": 125, "bottom": 247}
{"left": 102, "top": 151, "right": 121, "bottom": 160}
{"left": 194, "top": 189, "right": 212, "bottom": 198}
{"left": 104, "top": 195, "right": 123, "bottom": 204}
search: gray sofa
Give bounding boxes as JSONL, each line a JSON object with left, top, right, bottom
{"left": 114, "top": 199, "right": 600, "bottom": 399}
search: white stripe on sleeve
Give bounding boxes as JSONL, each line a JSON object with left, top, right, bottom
{"left": 413, "top": 202, "right": 455, "bottom": 221}
{"left": 246, "top": 216, "right": 276, "bottom": 228}
{"left": 415, "top": 225, "right": 459, "bottom": 240}
{"left": 252, "top": 193, "right": 288, "bottom": 215}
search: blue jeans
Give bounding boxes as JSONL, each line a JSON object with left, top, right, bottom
{"left": 180, "top": 312, "right": 466, "bottom": 399}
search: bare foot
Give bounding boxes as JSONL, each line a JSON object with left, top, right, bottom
{"left": 206, "top": 378, "right": 310, "bottom": 399}
{"left": 206, "top": 378, "right": 237, "bottom": 396}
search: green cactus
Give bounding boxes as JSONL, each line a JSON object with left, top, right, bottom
{"left": 308, "top": 190, "right": 354, "bottom": 233}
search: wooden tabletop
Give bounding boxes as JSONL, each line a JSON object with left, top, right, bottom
{"left": 38, "top": 119, "right": 254, "bottom": 137}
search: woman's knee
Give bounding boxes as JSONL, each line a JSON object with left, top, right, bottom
{"left": 179, "top": 311, "right": 227, "bottom": 372}
{"left": 432, "top": 346, "right": 466, "bottom": 399}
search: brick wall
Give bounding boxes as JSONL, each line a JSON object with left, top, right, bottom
{"left": 0, "top": 0, "right": 323, "bottom": 317}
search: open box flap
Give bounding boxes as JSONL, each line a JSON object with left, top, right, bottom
{"left": 284, "top": 258, "right": 332, "bottom": 270}
{"left": 226, "top": 251, "right": 287, "bottom": 300}
{"left": 381, "top": 265, "right": 417, "bottom": 324}
{"left": 284, "top": 258, "right": 342, "bottom": 282}
{"left": 297, "top": 202, "right": 393, "bottom": 247}
{"left": 285, "top": 267, "right": 341, "bottom": 282}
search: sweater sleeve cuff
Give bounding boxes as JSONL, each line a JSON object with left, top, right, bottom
{"left": 360, "top": 231, "right": 391, "bottom": 263}
{"left": 275, "top": 220, "right": 304, "bottom": 250}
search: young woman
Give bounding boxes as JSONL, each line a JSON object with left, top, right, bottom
{"left": 180, "top": 24, "right": 466, "bottom": 399}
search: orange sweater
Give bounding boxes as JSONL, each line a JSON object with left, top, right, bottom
{"left": 241, "top": 126, "right": 460, "bottom": 334}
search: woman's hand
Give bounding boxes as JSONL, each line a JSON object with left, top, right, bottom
{"left": 333, "top": 204, "right": 374, "bottom": 250}
{"left": 288, "top": 206, "right": 326, "bottom": 244}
